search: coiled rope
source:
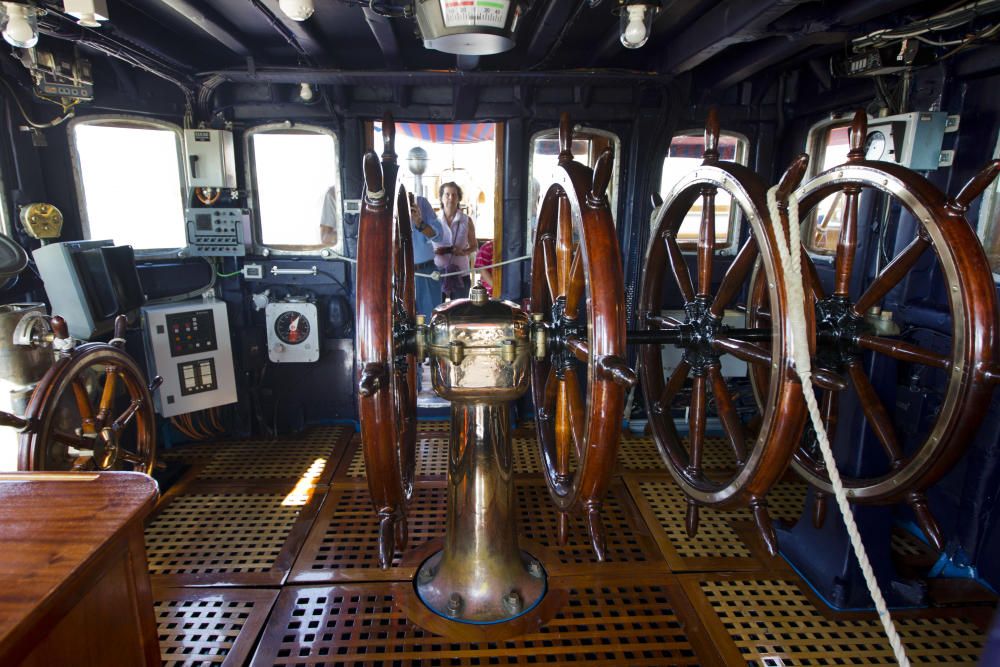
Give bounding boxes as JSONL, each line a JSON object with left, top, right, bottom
{"left": 766, "top": 184, "right": 911, "bottom": 667}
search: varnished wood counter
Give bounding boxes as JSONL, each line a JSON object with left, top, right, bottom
{"left": 0, "top": 471, "right": 160, "bottom": 666}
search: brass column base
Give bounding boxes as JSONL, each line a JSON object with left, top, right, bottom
{"left": 415, "top": 549, "right": 546, "bottom": 624}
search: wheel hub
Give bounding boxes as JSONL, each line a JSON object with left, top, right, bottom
{"left": 679, "top": 296, "right": 723, "bottom": 372}
{"left": 815, "top": 296, "right": 872, "bottom": 369}
{"left": 548, "top": 297, "right": 586, "bottom": 368}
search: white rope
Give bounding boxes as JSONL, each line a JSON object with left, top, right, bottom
{"left": 766, "top": 184, "right": 911, "bottom": 667}
{"left": 108, "top": 337, "right": 127, "bottom": 347}
{"left": 415, "top": 254, "right": 532, "bottom": 280}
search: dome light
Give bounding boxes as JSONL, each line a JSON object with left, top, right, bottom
{"left": 63, "top": 0, "right": 109, "bottom": 27}
{"left": 619, "top": 1, "right": 657, "bottom": 50}
{"left": 278, "top": 0, "right": 314, "bottom": 22}
{"left": 1, "top": 3, "right": 38, "bottom": 48}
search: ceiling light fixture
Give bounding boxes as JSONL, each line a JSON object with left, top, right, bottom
{"left": 278, "top": 0, "right": 314, "bottom": 22}
{"left": 617, "top": 0, "right": 658, "bottom": 49}
{"left": 63, "top": 0, "right": 108, "bottom": 27}
{"left": 0, "top": 2, "right": 39, "bottom": 48}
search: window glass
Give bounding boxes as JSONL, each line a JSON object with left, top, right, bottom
{"left": 527, "top": 127, "right": 620, "bottom": 242}
{"left": 72, "top": 121, "right": 185, "bottom": 249}
{"left": 250, "top": 129, "right": 339, "bottom": 248}
{"left": 375, "top": 122, "right": 498, "bottom": 242}
{"left": 805, "top": 122, "right": 852, "bottom": 254}
{"left": 660, "top": 132, "right": 748, "bottom": 249}
{"left": 978, "top": 131, "right": 1000, "bottom": 275}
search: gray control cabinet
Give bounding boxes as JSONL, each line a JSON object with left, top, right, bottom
{"left": 142, "top": 300, "right": 237, "bottom": 417}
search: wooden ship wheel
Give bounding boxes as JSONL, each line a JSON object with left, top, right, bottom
{"left": 355, "top": 115, "right": 418, "bottom": 569}
{"left": 636, "top": 110, "right": 820, "bottom": 556}
{"left": 749, "top": 110, "right": 1000, "bottom": 550}
{"left": 1, "top": 315, "right": 160, "bottom": 475}
{"left": 529, "top": 113, "right": 635, "bottom": 560}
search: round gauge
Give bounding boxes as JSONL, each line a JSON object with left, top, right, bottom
{"left": 864, "top": 130, "right": 887, "bottom": 161}
{"left": 274, "top": 310, "right": 310, "bottom": 345}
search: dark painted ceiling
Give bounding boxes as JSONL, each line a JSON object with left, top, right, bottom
{"left": 25, "top": 0, "right": 988, "bottom": 120}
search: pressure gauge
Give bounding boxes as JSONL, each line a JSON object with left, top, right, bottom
{"left": 265, "top": 301, "right": 319, "bottom": 362}
{"left": 864, "top": 130, "right": 887, "bottom": 161}
{"left": 274, "top": 310, "right": 310, "bottom": 345}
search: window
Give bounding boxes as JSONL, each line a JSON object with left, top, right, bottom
{"left": 803, "top": 118, "right": 854, "bottom": 254}
{"left": 70, "top": 117, "right": 186, "bottom": 250}
{"left": 978, "top": 130, "right": 1000, "bottom": 277}
{"left": 247, "top": 125, "right": 340, "bottom": 251}
{"left": 528, "top": 126, "right": 621, "bottom": 242}
{"left": 660, "top": 130, "right": 749, "bottom": 252}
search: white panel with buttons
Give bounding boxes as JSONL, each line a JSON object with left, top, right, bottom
{"left": 141, "top": 300, "right": 238, "bottom": 417}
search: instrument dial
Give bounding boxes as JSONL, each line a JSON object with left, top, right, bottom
{"left": 864, "top": 130, "right": 887, "bottom": 161}
{"left": 274, "top": 310, "right": 310, "bottom": 345}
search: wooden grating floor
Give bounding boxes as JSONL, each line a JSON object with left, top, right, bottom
{"left": 146, "top": 423, "right": 997, "bottom": 665}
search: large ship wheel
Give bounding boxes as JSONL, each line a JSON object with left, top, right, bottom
{"left": 636, "top": 110, "right": 818, "bottom": 555}
{"left": 15, "top": 315, "right": 159, "bottom": 474}
{"left": 755, "top": 111, "right": 1000, "bottom": 550}
{"left": 529, "top": 114, "right": 634, "bottom": 561}
{"left": 356, "top": 115, "right": 418, "bottom": 569}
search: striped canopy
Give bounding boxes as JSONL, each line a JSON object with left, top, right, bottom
{"left": 396, "top": 122, "right": 496, "bottom": 143}
{"left": 668, "top": 134, "right": 738, "bottom": 160}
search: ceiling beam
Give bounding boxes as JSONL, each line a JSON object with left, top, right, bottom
{"left": 153, "top": 0, "right": 253, "bottom": 57}
{"left": 363, "top": 7, "right": 402, "bottom": 69}
{"left": 699, "top": 0, "right": 934, "bottom": 90}
{"left": 524, "top": 0, "right": 579, "bottom": 65}
{"left": 251, "top": 0, "right": 331, "bottom": 64}
{"left": 658, "top": 0, "right": 811, "bottom": 74}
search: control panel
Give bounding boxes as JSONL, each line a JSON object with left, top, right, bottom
{"left": 142, "top": 300, "right": 237, "bottom": 417}
{"left": 183, "top": 208, "right": 247, "bottom": 257}
{"left": 265, "top": 300, "right": 320, "bottom": 363}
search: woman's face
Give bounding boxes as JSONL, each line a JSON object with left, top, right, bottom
{"left": 441, "top": 186, "right": 460, "bottom": 218}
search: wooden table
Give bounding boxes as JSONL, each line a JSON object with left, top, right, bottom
{"left": 0, "top": 471, "right": 160, "bottom": 666}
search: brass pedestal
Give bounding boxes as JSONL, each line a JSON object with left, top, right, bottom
{"left": 414, "top": 285, "right": 546, "bottom": 624}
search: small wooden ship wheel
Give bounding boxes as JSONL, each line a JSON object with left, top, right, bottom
{"left": 16, "top": 315, "right": 159, "bottom": 475}
{"left": 355, "top": 114, "right": 418, "bottom": 569}
{"left": 758, "top": 110, "right": 1000, "bottom": 550}
{"left": 529, "top": 113, "right": 635, "bottom": 561}
{"left": 636, "top": 110, "right": 815, "bottom": 555}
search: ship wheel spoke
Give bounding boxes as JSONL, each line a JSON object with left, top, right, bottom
{"left": 556, "top": 193, "right": 573, "bottom": 296}
{"left": 541, "top": 235, "right": 559, "bottom": 304}
{"left": 565, "top": 336, "right": 589, "bottom": 364}
{"left": 707, "top": 364, "right": 746, "bottom": 464}
{"left": 852, "top": 235, "right": 930, "bottom": 317}
{"left": 710, "top": 236, "right": 758, "bottom": 317}
{"left": 563, "top": 366, "right": 585, "bottom": 461}
{"left": 655, "top": 360, "right": 690, "bottom": 414}
{"left": 714, "top": 337, "right": 771, "bottom": 366}
{"left": 803, "top": 252, "right": 826, "bottom": 301}
{"left": 71, "top": 379, "right": 97, "bottom": 435}
{"left": 564, "top": 245, "right": 585, "bottom": 318}
{"left": 663, "top": 231, "right": 695, "bottom": 303}
{"left": 833, "top": 185, "right": 861, "bottom": 296}
{"left": 118, "top": 447, "right": 145, "bottom": 466}
{"left": 52, "top": 429, "right": 92, "bottom": 450}
{"left": 812, "top": 388, "right": 839, "bottom": 528}
{"left": 541, "top": 366, "right": 558, "bottom": 420}
{"left": 555, "top": 371, "right": 572, "bottom": 483}
{"left": 847, "top": 361, "right": 903, "bottom": 467}
{"left": 687, "top": 374, "right": 707, "bottom": 476}
{"left": 111, "top": 398, "right": 143, "bottom": 431}
{"left": 95, "top": 366, "right": 120, "bottom": 428}
{"left": 648, "top": 314, "right": 683, "bottom": 329}
{"left": 696, "top": 187, "right": 716, "bottom": 296}
{"left": 854, "top": 334, "right": 950, "bottom": 370}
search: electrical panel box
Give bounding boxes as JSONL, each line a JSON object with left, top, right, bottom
{"left": 865, "top": 112, "right": 948, "bottom": 171}
{"left": 142, "top": 300, "right": 237, "bottom": 417}
{"left": 265, "top": 300, "right": 320, "bottom": 363}
{"left": 184, "top": 129, "right": 237, "bottom": 189}
{"left": 33, "top": 240, "right": 145, "bottom": 340}
{"left": 183, "top": 208, "right": 246, "bottom": 257}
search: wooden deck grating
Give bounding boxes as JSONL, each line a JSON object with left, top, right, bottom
{"left": 145, "top": 423, "right": 996, "bottom": 665}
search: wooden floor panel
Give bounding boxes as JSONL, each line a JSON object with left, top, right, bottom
{"left": 144, "top": 425, "right": 994, "bottom": 665}
{"left": 154, "top": 586, "right": 278, "bottom": 667}
{"left": 251, "top": 575, "right": 706, "bottom": 666}
{"left": 289, "top": 478, "right": 662, "bottom": 584}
